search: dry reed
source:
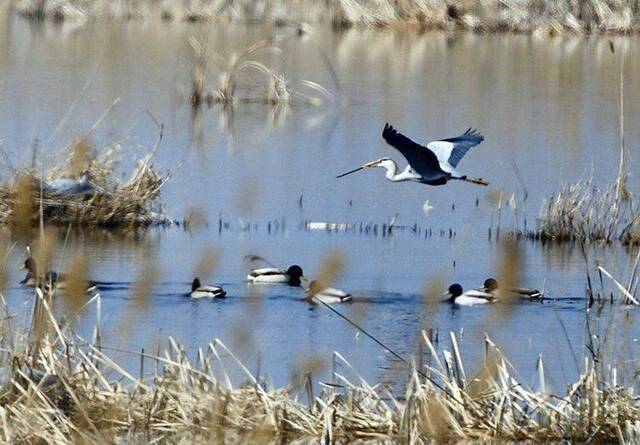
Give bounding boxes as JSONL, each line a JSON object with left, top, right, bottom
{"left": 535, "top": 175, "right": 640, "bottom": 243}
{"left": 0, "top": 133, "right": 173, "bottom": 230}
{"left": 11, "top": 0, "right": 640, "bottom": 34}
{"left": 189, "top": 38, "right": 333, "bottom": 108}
{"left": 1, "top": 283, "right": 640, "bottom": 443}
{"left": 534, "top": 39, "right": 637, "bottom": 244}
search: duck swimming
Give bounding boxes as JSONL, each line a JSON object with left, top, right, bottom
{"left": 247, "top": 264, "right": 304, "bottom": 286}
{"left": 190, "top": 278, "right": 226, "bottom": 299}
{"left": 20, "top": 257, "right": 96, "bottom": 293}
{"left": 445, "top": 283, "right": 496, "bottom": 306}
{"left": 482, "top": 278, "right": 543, "bottom": 300}
{"left": 306, "top": 280, "right": 352, "bottom": 304}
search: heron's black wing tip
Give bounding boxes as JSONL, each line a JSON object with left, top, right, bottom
{"left": 382, "top": 123, "right": 397, "bottom": 140}
{"left": 457, "top": 128, "right": 484, "bottom": 143}
{"left": 471, "top": 128, "right": 484, "bottom": 140}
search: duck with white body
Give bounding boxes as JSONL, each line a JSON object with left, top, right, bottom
{"left": 445, "top": 283, "right": 496, "bottom": 306}
{"left": 247, "top": 265, "right": 305, "bottom": 286}
{"left": 190, "top": 278, "right": 226, "bottom": 299}
{"left": 305, "top": 280, "right": 352, "bottom": 304}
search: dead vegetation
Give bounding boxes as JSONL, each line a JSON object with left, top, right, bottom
{"left": 534, "top": 40, "right": 638, "bottom": 244}
{"left": 329, "top": 0, "right": 640, "bottom": 33}
{"left": 189, "top": 38, "right": 334, "bottom": 108}
{"left": 0, "top": 131, "right": 172, "bottom": 230}
{"left": 2, "top": 286, "right": 640, "bottom": 443}
{"left": 535, "top": 175, "right": 640, "bottom": 244}
{"left": 10, "top": 0, "right": 640, "bottom": 34}
{"left": 0, "top": 209, "right": 637, "bottom": 443}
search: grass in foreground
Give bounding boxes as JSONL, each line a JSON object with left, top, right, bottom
{"left": 2, "top": 285, "right": 640, "bottom": 443}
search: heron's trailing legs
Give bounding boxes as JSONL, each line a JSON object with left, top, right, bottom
{"left": 454, "top": 176, "right": 489, "bottom": 186}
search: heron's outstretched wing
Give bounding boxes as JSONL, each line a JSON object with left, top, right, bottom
{"left": 439, "top": 128, "right": 484, "bottom": 167}
{"left": 382, "top": 123, "right": 440, "bottom": 178}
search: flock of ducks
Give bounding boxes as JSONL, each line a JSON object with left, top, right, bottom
{"left": 445, "top": 278, "right": 543, "bottom": 306}
{"left": 20, "top": 256, "right": 542, "bottom": 306}
{"left": 19, "top": 124, "right": 544, "bottom": 307}
{"left": 20, "top": 256, "right": 350, "bottom": 305}
{"left": 20, "top": 258, "right": 97, "bottom": 293}
{"left": 193, "top": 263, "right": 352, "bottom": 304}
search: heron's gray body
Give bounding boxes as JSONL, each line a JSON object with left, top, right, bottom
{"left": 382, "top": 124, "right": 484, "bottom": 185}
{"left": 42, "top": 173, "right": 95, "bottom": 196}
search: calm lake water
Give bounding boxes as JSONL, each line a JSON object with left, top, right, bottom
{"left": 1, "top": 16, "right": 640, "bottom": 390}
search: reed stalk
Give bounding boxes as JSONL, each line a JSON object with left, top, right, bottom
{"left": 0, "top": 130, "right": 173, "bottom": 229}
{"left": 11, "top": 0, "right": 640, "bottom": 34}
{"left": 1, "top": 284, "right": 639, "bottom": 443}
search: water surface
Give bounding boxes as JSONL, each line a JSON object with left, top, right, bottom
{"left": 1, "top": 17, "right": 640, "bottom": 390}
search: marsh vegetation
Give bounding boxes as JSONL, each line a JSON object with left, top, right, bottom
{"left": 0, "top": 7, "right": 639, "bottom": 445}
{"left": 189, "top": 38, "right": 335, "bottom": 108}
{"left": 0, "top": 130, "right": 172, "bottom": 229}
{"left": 10, "top": 0, "right": 640, "bottom": 34}
{"left": 2, "top": 278, "right": 640, "bottom": 442}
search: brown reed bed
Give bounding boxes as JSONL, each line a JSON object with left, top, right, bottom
{"left": 1, "top": 281, "right": 640, "bottom": 443}
{"left": 11, "top": 0, "right": 640, "bottom": 34}
{"left": 0, "top": 133, "right": 173, "bottom": 230}
{"left": 189, "top": 38, "right": 335, "bottom": 109}
{"left": 329, "top": 0, "right": 640, "bottom": 33}
{"left": 526, "top": 39, "right": 637, "bottom": 245}
{"left": 534, "top": 175, "right": 640, "bottom": 244}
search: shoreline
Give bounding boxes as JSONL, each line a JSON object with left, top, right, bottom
{"left": 8, "top": 0, "right": 640, "bottom": 35}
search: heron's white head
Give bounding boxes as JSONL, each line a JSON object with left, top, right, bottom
{"left": 336, "top": 157, "right": 397, "bottom": 179}
{"left": 363, "top": 157, "right": 395, "bottom": 170}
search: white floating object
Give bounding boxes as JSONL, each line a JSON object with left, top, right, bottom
{"left": 305, "top": 222, "right": 353, "bottom": 231}
{"left": 423, "top": 200, "right": 434, "bottom": 216}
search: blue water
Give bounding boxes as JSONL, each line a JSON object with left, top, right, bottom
{"left": 1, "top": 17, "right": 640, "bottom": 390}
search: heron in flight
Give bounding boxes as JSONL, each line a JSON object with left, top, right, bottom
{"left": 337, "top": 123, "right": 488, "bottom": 186}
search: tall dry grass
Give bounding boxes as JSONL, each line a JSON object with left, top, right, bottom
{"left": 189, "top": 38, "right": 334, "bottom": 108}
{"left": 0, "top": 228, "right": 638, "bottom": 442}
{"left": 0, "top": 132, "right": 173, "bottom": 230}
{"left": 2, "top": 287, "right": 640, "bottom": 442}
{"left": 536, "top": 176, "right": 640, "bottom": 243}
{"left": 535, "top": 40, "right": 638, "bottom": 244}
{"left": 11, "top": 0, "right": 640, "bottom": 34}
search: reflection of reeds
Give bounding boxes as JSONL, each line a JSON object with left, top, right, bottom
{"left": 535, "top": 41, "right": 638, "bottom": 244}
{"left": 189, "top": 38, "right": 333, "bottom": 108}
{"left": 12, "top": 0, "right": 640, "bottom": 34}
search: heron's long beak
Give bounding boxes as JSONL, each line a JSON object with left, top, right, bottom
{"left": 336, "top": 166, "right": 364, "bottom": 179}
{"left": 336, "top": 160, "right": 379, "bottom": 179}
